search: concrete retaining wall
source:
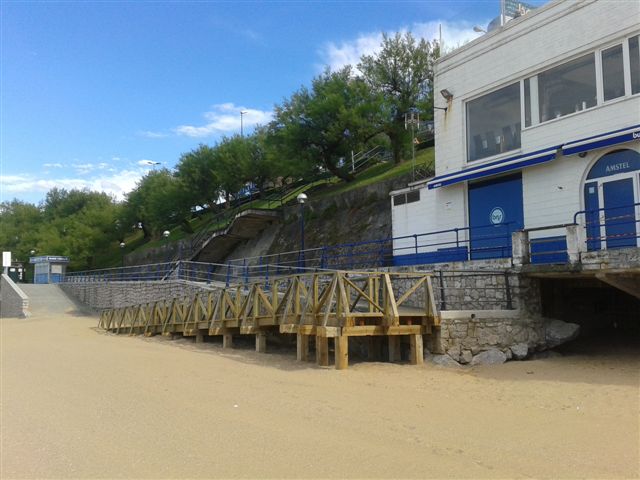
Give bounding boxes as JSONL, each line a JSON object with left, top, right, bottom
{"left": 1, "top": 274, "right": 29, "bottom": 318}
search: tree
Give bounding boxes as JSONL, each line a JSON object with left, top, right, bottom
{"left": 215, "top": 135, "right": 251, "bottom": 206}
{"left": 175, "top": 144, "right": 222, "bottom": 210}
{"left": 359, "top": 32, "right": 438, "bottom": 163}
{"left": 124, "top": 169, "right": 191, "bottom": 237}
{"left": 270, "top": 66, "right": 383, "bottom": 182}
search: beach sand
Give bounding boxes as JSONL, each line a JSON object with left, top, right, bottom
{"left": 1, "top": 286, "right": 638, "bottom": 479}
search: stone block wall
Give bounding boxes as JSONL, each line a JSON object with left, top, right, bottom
{"left": 1, "top": 274, "right": 29, "bottom": 318}
{"left": 61, "top": 280, "right": 217, "bottom": 311}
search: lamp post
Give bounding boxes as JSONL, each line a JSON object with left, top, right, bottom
{"left": 240, "top": 110, "right": 247, "bottom": 137}
{"left": 119, "top": 242, "right": 126, "bottom": 269}
{"left": 404, "top": 109, "right": 420, "bottom": 182}
{"left": 163, "top": 230, "right": 171, "bottom": 266}
{"left": 296, "top": 193, "right": 308, "bottom": 271}
{"left": 29, "top": 249, "right": 36, "bottom": 283}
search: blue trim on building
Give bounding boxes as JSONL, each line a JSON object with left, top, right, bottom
{"left": 428, "top": 152, "right": 555, "bottom": 189}
{"left": 530, "top": 236, "right": 568, "bottom": 264}
{"left": 562, "top": 124, "right": 640, "bottom": 148}
{"left": 563, "top": 127, "right": 640, "bottom": 156}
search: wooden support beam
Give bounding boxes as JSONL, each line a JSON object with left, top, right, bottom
{"left": 316, "top": 336, "right": 329, "bottom": 367}
{"left": 195, "top": 331, "right": 204, "bottom": 344}
{"left": 335, "top": 334, "right": 349, "bottom": 370}
{"left": 255, "top": 332, "right": 267, "bottom": 353}
{"left": 297, "top": 333, "right": 309, "bottom": 361}
{"left": 409, "top": 334, "right": 424, "bottom": 365}
{"left": 223, "top": 333, "right": 233, "bottom": 349}
{"left": 388, "top": 336, "right": 401, "bottom": 363}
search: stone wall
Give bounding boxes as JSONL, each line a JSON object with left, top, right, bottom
{"left": 61, "top": 280, "right": 217, "bottom": 310}
{"left": 1, "top": 274, "right": 29, "bottom": 318}
{"left": 438, "top": 310, "right": 545, "bottom": 364}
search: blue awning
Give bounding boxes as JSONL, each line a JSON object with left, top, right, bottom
{"left": 562, "top": 124, "right": 640, "bottom": 156}
{"left": 427, "top": 146, "right": 558, "bottom": 190}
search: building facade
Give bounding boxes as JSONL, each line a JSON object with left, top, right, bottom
{"left": 391, "top": 0, "right": 640, "bottom": 266}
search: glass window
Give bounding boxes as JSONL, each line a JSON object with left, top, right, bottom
{"left": 406, "top": 190, "right": 420, "bottom": 203}
{"left": 538, "top": 53, "right": 596, "bottom": 122}
{"left": 466, "top": 82, "right": 521, "bottom": 162}
{"left": 524, "top": 78, "right": 532, "bottom": 127}
{"left": 602, "top": 44, "right": 625, "bottom": 101}
{"left": 630, "top": 35, "right": 640, "bottom": 95}
{"left": 393, "top": 194, "right": 406, "bottom": 206}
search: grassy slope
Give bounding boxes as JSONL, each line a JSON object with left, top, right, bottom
{"left": 97, "top": 147, "right": 434, "bottom": 268}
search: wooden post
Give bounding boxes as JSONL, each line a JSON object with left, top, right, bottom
{"left": 195, "top": 331, "right": 204, "bottom": 344}
{"left": 335, "top": 334, "right": 349, "bottom": 370}
{"left": 388, "top": 336, "right": 401, "bottom": 362}
{"left": 255, "top": 332, "right": 267, "bottom": 353}
{"left": 297, "top": 333, "right": 309, "bottom": 361}
{"left": 409, "top": 334, "right": 424, "bottom": 365}
{"left": 316, "top": 336, "right": 329, "bottom": 367}
{"left": 223, "top": 333, "right": 233, "bottom": 349}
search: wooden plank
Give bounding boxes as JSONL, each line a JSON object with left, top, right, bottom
{"left": 255, "top": 332, "right": 267, "bottom": 353}
{"left": 383, "top": 274, "right": 399, "bottom": 326}
{"left": 316, "top": 336, "right": 329, "bottom": 367}
{"left": 335, "top": 334, "right": 349, "bottom": 370}
{"left": 409, "top": 334, "right": 424, "bottom": 365}
{"left": 396, "top": 277, "right": 427, "bottom": 307}
{"left": 322, "top": 276, "right": 338, "bottom": 327}
{"left": 316, "top": 326, "right": 339, "bottom": 338}
{"left": 341, "top": 325, "right": 423, "bottom": 336}
{"left": 343, "top": 276, "right": 382, "bottom": 312}
{"left": 297, "top": 333, "right": 309, "bottom": 361}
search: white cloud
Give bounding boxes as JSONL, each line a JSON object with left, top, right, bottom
{"left": 138, "top": 130, "right": 169, "bottom": 139}
{"left": 175, "top": 103, "right": 273, "bottom": 138}
{"left": 320, "top": 20, "right": 485, "bottom": 71}
{"left": 1, "top": 169, "right": 146, "bottom": 201}
{"left": 43, "top": 162, "right": 63, "bottom": 168}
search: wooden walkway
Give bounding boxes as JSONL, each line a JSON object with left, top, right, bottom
{"left": 98, "top": 271, "right": 440, "bottom": 369}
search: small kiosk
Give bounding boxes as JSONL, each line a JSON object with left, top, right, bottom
{"left": 29, "top": 256, "right": 70, "bottom": 284}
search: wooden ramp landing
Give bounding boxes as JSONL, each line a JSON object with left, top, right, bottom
{"left": 99, "top": 270, "right": 440, "bottom": 369}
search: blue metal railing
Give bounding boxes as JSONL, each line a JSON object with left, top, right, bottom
{"left": 574, "top": 202, "right": 640, "bottom": 251}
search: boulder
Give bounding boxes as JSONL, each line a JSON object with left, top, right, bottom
{"left": 471, "top": 348, "right": 507, "bottom": 366}
{"left": 430, "top": 354, "right": 462, "bottom": 368}
{"left": 510, "top": 342, "right": 528, "bottom": 360}
{"left": 545, "top": 319, "right": 580, "bottom": 349}
{"left": 459, "top": 350, "right": 473, "bottom": 364}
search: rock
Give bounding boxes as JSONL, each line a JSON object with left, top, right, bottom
{"left": 446, "top": 345, "right": 461, "bottom": 361}
{"left": 459, "top": 350, "right": 473, "bottom": 364}
{"left": 431, "top": 354, "right": 461, "bottom": 368}
{"left": 471, "top": 348, "right": 507, "bottom": 366}
{"left": 504, "top": 348, "right": 513, "bottom": 361}
{"left": 510, "top": 342, "right": 528, "bottom": 360}
{"left": 545, "top": 319, "right": 580, "bottom": 348}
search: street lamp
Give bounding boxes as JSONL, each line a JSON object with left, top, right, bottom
{"left": 404, "top": 109, "right": 420, "bottom": 182}
{"left": 119, "top": 242, "right": 126, "bottom": 269}
{"left": 240, "top": 110, "right": 248, "bottom": 137}
{"left": 297, "top": 193, "right": 308, "bottom": 271}
{"left": 473, "top": 26, "right": 487, "bottom": 33}
{"left": 29, "top": 249, "right": 36, "bottom": 283}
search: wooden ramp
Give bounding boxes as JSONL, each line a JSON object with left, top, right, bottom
{"left": 98, "top": 270, "right": 440, "bottom": 369}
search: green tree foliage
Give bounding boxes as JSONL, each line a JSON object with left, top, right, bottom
{"left": 123, "top": 169, "right": 191, "bottom": 237}
{"left": 0, "top": 189, "right": 122, "bottom": 271}
{"left": 175, "top": 144, "right": 221, "bottom": 209}
{"left": 270, "top": 67, "right": 384, "bottom": 182}
{"left": 359, "top": 32, "right": 438, "bottom": 163}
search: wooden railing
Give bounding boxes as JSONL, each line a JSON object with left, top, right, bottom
{"left": 99, "top": 270, "right": 440, "bottom": 369}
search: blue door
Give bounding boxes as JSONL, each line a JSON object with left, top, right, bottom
{"left": 583, "top": 181, "right": 601, "bottom": 251}
{"left": 603, "top": 178, "right": 637, "bottom": 249}
{"left": 468, "top": 173, "right": 524, "bottom": 260}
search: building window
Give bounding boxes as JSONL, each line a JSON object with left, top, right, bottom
{"left": 538, "top": 53, "right": 596, "bottom": 122}
{"left": 466, "top": 82, "right": 521, "bottom": 162}
{"left": 630, "top": 35, "right": 640, "bottom": 95}
{"left": 392, "top": 190, "right": 420, "bottom": 206}
{"left": 602, "top": 44, "right": 625, "bottom": 101}
{"left": 523, "top": 78, "right": 532, "bottom": 127}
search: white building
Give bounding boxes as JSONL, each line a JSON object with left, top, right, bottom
{"left": 391, "top": 0, "right": 640, "bottom": 266}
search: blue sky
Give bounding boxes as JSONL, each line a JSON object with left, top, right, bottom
{"left": 1, "top": 0, "right": 546, "bottom": 204}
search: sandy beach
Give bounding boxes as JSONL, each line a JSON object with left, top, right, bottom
{"left": 1, "top": 286, "right": 638, "bottom": 479}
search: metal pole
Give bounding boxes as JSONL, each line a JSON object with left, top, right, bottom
{"left": 299, "top": 202, "right": 305, "bottom": 270}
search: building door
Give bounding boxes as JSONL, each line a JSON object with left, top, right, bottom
{"left": 583, "top": 149, "right": 640, "bottom": 251}
{"left": 468, "top": 173, "right": 524, "bottom": 260}
{"left": 602, "top": 178, "right": 637, "bottom": 248}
